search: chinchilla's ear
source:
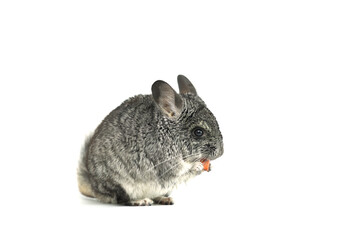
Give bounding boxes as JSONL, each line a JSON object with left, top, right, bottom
{"left": 177, "top": 75, "right": 197, "bottom": 95}
{"left": 152, "top": 80, "right": 183, "bottom": 119}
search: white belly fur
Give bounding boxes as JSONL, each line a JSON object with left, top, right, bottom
{"left": 122, "top": 181, "right": 174, "bottom": 200}
{"left": 122, "top": 161, "right": 195, "bottom": 200}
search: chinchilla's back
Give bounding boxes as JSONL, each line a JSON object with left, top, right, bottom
{"left": 78, "top": 94, "right": 170, "bottom": 202}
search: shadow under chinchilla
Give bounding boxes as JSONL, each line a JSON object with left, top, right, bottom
{"left": 79, "top": 196, "right": 172, "bottom": 207}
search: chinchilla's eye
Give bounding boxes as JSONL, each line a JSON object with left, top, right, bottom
{"left": 193, "top": 127, "right": 204, "bottom": 137}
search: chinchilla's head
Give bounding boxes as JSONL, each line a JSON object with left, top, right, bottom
{"left": 151, "top": 75, "right": 224, "bottom": 163}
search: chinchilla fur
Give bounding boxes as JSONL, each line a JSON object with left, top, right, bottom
{"left": 78, "top": 75, "right": 224, "bottom": 206}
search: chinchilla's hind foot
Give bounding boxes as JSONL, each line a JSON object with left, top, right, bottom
{"left": 126, "top": 198, "right": 153, "bottom": 206}
{"left": 153, "top": 196, "right": 174, "bottom": 205}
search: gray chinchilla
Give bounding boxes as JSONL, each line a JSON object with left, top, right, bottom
{"left": 78, "top": 75, "right": 224, "bottom": 206}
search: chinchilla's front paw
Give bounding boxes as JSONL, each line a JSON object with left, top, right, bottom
{"left": 191, "top": 162, "right": 204, "bottom": 174}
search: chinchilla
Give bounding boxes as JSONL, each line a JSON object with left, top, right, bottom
{"left": 78, "top": 75, "right": 224, "bottom": 206}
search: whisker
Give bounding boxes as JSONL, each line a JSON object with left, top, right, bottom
{"left": 182, "top": 153, "right": 202, "bottom": 162}
{"left": 159, "top": 161, "right": 183, "bottom": 178}
{"left": 145, "top": 158, "right": 174, "bottom": 172}
{"left": 146, "top": 153, "right": 202, "bottom": 172}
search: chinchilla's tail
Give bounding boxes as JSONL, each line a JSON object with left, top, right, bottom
{"left": 77, "top": 133, "right": 95, "bottom": 198}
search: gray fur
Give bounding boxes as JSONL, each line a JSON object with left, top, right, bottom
{"left": 78, "top": 75, "right": 224, "bottom": 205}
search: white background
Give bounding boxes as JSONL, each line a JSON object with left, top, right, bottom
{"left": 0, "top": 0, "right": 359, "bottom": 239}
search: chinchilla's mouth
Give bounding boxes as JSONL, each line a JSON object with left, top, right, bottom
{"left": 183, "top": 152, "right": 218, "bottom": 163}
{"left": 200, "top": 153, "right": 218, "bottom": 161}
{"left": 183, "top": 154, "right": 205, "bottom": 163}
{"left": 200, "top": 158, "right": 209, "bottom": 161}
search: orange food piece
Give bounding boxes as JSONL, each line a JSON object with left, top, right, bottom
{"left": 200, "top": 159, "right": 211, "bottom": 172}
